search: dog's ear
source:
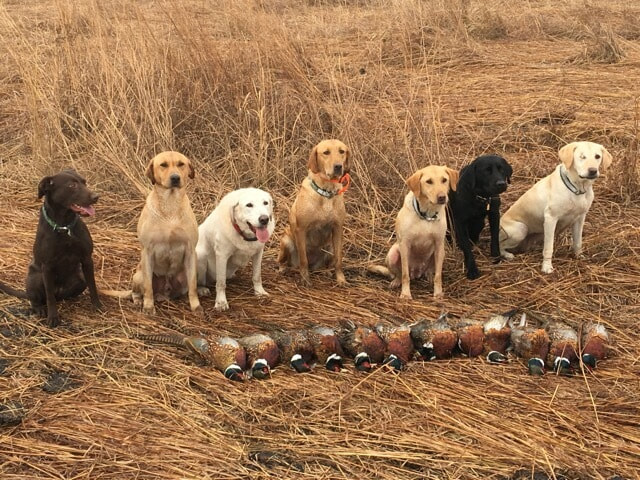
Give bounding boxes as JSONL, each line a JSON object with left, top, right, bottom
{"left": 446, "top": 168, "right": 460, "bottom": 192}
{"left": 37, "top": 176, "right": 53, "bottom": 199}
{"left": 343, "top": 147, "right": 351, "bottom": 175}
{"left": 145, "top": 158, "right": 156, "bottom": 185}
{"left": 558, "top": 143, "right": 577, "bottom": 170}
{"left": 459, "top": 161, "right": 476, "bottom": 191}
{"left": 502, "top": 157, "right": 513, "bottom": 184}
{"left": 406, "top": 170, "right": 423, "bottom": 198}
{"left": 307, "top": 144, "right": 320, "bottom": 174}
{"left": 188, "top": 159, "right": 195, "bottom": 179}
{"left": 601, "top": 146, "right": 613, "bottom": 170}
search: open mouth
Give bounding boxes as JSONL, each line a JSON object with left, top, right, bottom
{"left": 247, "top": 222, "right": 270, "bottom": 243}
{"left": 70, "top": 204, "right": 96, "bottom": 217}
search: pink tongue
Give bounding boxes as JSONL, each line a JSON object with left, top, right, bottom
{"left": 79, "top": 205, "right": 95, "bottom": 216}
{"left": 255, "top": 227, "right": 270, "bottom": 243}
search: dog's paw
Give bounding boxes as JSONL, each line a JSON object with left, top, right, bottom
{"left": 92, "top": 300, "right": 103, "bottom": 312}
{"left": 400, "top": 291, "right": 412, "bottom": 300}
{"left": 300, "top": 274, "right": 312, "bottom": 288}
{"left": 574, "top": 251, "right": 585, "bottom": 260}
{"left": 466, "top": 268, "right": 481, "bottom": 280}
{"left": 254, "top": 288, "right": 269, "bottom": 297}
{"left": 336, "top": 276, "right": 348, "bottom": 287}
{"left": 541, "top": 261, "right": 554, "bottom": 274}
{"left": 389, "top": 278, "right": 401, "bottom": 289}
{"left": 142, "top": 301, "right": 156, "bottom": 315}
{"left": 197, "top": 286, "right": 211, "bottom": 297}
{"left": 433, "top": 290, "right": 444, "bottom": 299}
{"left": 47, "top": 315, "right": 60, "bottom": 328}
{"left": 214, "top": 300, "right": 229, "bottom": 311}
{"left": 501, "top": 251, "right": 514, "bottom": 261}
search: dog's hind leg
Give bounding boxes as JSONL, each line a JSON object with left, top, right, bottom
{"left": 499, "top": 220, "right": 527, "bottom": 260}
{"left": 81, "top": 255, "right": 101, "bottom": 310}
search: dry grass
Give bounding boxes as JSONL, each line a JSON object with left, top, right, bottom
{"left": 1, "top": 0, "right": 640, "bottom": 478}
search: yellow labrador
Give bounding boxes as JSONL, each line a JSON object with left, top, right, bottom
{"left": 104, "top": 152, "right": 201, "bottom": 314}
{"left": 278, "top": 139, "right": 351, "bottom": 286}
{"left": 369, "top": 165, "right": 459, "bottom": 299}
{"left": 499, "top": 141, "right": 612, "bottom": 273}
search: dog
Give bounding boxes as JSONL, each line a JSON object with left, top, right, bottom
{"left": 104, "top": 152, "right": 201, "bottom": 314}
{"left": 448, "top": 154, "right": 512, "bottom": 279}
{"left": 196, "top": 187, "right": 275, "bottom": 311}
{"left": 368, "top": 165, "right": 459, "bottom": 299}
{"left": 499, "top": 141, "right": 612, "bottom": 273}
{"left": 0, "top": 170, "right": 101, "bottom": 327}
{"left": 278, "top": 139, "right": 351, "bottom": 286}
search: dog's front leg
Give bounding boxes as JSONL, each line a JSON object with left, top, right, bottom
{"left": 541, "top": 209, "right": 559, "bottom": 274}
{"left": 214, "top": 249, "right": 230, "bottom": 311}
{"left": 81, "top": 254, "right": 102, "bottom": 311}
{"left": 399, "top": 241, "right": 412, "bottom": 299}
{"left": 488, "top": 199, "right": 502, "bottom": 262}
{"left": 293, "top": 223, "right": 311, "bottom": 286}
{"left": 252, "top": 248, "right": 268, "bottom": 297}
{"left": 455, "top": 219, "right": 480, "bottom": 280}
{"left": 331, "top": 221, "right": 347, "bottom": 286}
{"left": 184, "top": 248, "right": 202, "bottom": 312}
{"left": 571, "top": 213, "right": 587, "bottom": 259}
{"left": 433, "top": 241, "right": 445, "bottom": 298}
{"left": 41, "top": 263, "right": 60, "bottom": 327}
{"left": 140, "top": 247, "right": 155, "bottom": 314}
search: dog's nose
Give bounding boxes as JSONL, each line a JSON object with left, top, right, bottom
{"left": 437, "top": 195, "right": 447, "bottom": 204}
{"left": 90, "top": 193, "right": 100, "bottom": 204}
{"left": 333, "top": 164, "right": 343, "bottom": 175}
{"left": 170, "top": 174, "right": 181, "bottom": 187}
{"left": 587, "top": 168, "right": 598, "bottom": 177}
{"left": 496, "top": 180, "right": 507, "bottom": 188}
{"left": 258, "top": 215, "right": 269, "bottom": 226}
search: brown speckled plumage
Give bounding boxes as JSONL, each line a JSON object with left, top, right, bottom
{"left": 410, "top": 316, "right": 458, "bottom": 359}
{"left": 338, "top": 320, "right": 386, "bottom": 363}
{"left": 509, "top": 313, "right": 550, "bottom": 362}
{"left": 306, "top": 326, "right": 344, "bottom": 364}
{"left": 546, "top": 320, "right": 579, "bottom": 366}
{"left": 270, "top": 330, "right": 315, "bottom": 365}
{"left": 483, "top": 313, "right": 512, "bottom": 355}
{"left": 375, "top": 322, "right": 415, "bottom": 364}
{"left": 238, "top": 333, "right": 280, "bottom": 369}
{"left": 455, "top": 318, "right": 484, "bottom": 357}
{"left": 582, "top": 323, "right": 609, "bottom": 362}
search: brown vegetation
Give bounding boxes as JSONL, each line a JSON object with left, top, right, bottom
{"left": 1, "top": 0, "right": 639, "bottom": 478}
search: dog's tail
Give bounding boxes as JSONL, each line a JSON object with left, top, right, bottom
{"left": 99, "top": 289, "right": 133, "bottom": 299}
{"left": 0, "top": 281, "right": 28, "bottom": 299}
{"left": 367, "top": 264, "right": 392, "bottom": 278}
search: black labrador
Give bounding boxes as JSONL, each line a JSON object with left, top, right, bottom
{"left": 0, "top": 170, "right": 101, "bottom": 327}
{"left": 448, "top": 154, "right": 512, "bottom": 280}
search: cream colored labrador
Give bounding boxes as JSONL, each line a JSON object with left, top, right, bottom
{"left": 369, "top": 165, "right": 459, "bottom": 299}
{"left": 196, "top": 187, "right": 275, "bottom": 311}
{"left": 499, "top": 141, "right": 612, "bottom": 273}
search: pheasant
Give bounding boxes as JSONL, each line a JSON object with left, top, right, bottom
{"left": 545, "top": 319, "right": 579, "bottom": 376}
{"left": 581, "top": 322, "right": 610, "bottom": 371}
{"left": 509, "top": 312, "right": 550, "bottom": 375}
{"left": 483, "top": 311, "right": 514, "bottom": 364}
{"left": 138, "top": 333, "right": 247, "bottom": 381}
{"left": 238, "top": 333, "right": 280, "bottom": 379}
{"left": 306, "top": 326, "right": 345, "bottom": 372}
{"left": 337, "top": 320, "right": 386, "bottom": 372}
{"left": 270, "top": 330, "right": 315, "bottom": 373}
{"left": 410, "top": 313, "right": 458, "bottom": 360}
{"left": 454, "top": 317, "right": 484, "bottom": 357}
{"left": 375, "top": 322, "right": 415, "bottom": 369}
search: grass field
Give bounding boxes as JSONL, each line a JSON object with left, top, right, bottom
{"left": 1, "top": 0, "right": 639, "bottom": 478}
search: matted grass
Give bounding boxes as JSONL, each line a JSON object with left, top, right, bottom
{"left": 1, "top": 0, "right": 639, "bottom": 478}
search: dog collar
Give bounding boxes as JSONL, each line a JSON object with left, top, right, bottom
{"left": 413, "top": 197, "right": 439, "bottom": 221}
{"left": 41, "top": 205, "right": 77, "bottom": 236}
{"left": 476, "top": 194, "right": 499, "bottom": 204}
{"left": 309, "top": 179, "right": 336, "bottom": 198}
{"left": 232, "top": 222, "right": 258, "bottom": 242}
{"left": 559, "top": 166, "right": 585, "bottom": 195}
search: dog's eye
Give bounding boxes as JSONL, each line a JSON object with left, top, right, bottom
{"left": 160, "top": 162, "right": 168, "bottom": 168}
{"left": 177, "top": 161, "right": 185, "bottom": 167}
{"left": 323, "top": 150, "right": 330, "bottom": 155}
{"left": 263, "top": 201, "right": 268, "bottom": 205}
{"left": 595, "top": 154, "right": 601, "bottom": 159}
{"left": 579, "top": 154, "right": 586, "bottom": 160}
{"left": 441, "top": 178, "right": 447, "bottom": 184}
{"left": 69, "top": 182, "right": 77, "bottom": 189}
{"left": 246, "top": 203, "right": 253, "bottom": 208}
{"left": 426, "top": 179, "right": 433, "bottom": 185}
{"left": 339, "top": 149, "right": 345, "bottom": 154}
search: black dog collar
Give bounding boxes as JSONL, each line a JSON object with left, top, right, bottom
{"left": 559, "top": 166, "right": 586, "bottom": 195}
{"left": 413, "top": 197, "right": 439, "bottom": 221}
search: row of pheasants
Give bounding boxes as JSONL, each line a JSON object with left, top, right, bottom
{"left": 139, "top": 311, "right": 610, "bottom": 381}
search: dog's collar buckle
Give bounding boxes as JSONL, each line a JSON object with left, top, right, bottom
{"left": 232, "top": 222, "right": 258, "bottom": 242}
{"left": 413, "top": 197, "right": 438, "bottom": 221}
{"left": 309, "top": 179, "right": 335, "bottom": 198}
{"left": 559, "top": 166, "right": 585, "bottom": 195}
{"left": 41, "top": 205, "right": 77, "bottom": 236}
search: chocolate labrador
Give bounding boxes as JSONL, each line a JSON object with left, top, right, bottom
{"left": 0, "top": 169, "right": 101, "bottom": 327}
